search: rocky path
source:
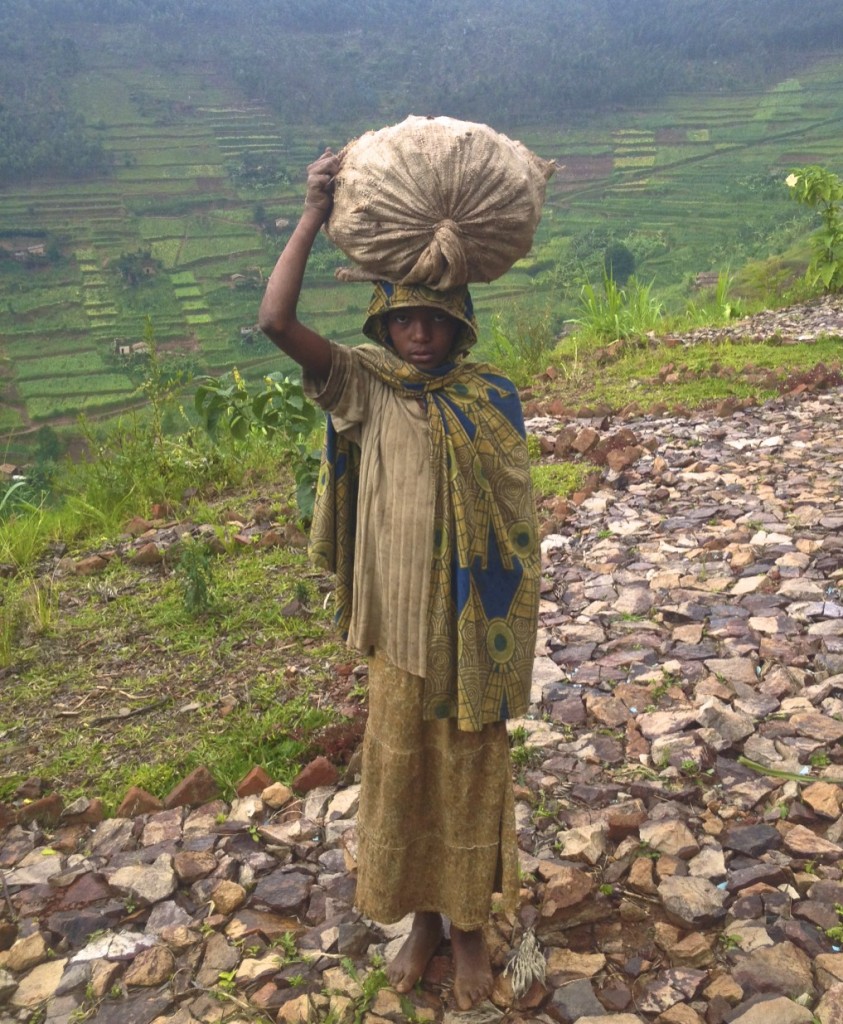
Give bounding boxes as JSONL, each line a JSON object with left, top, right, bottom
{"left": 2, "top": 382, "right": 843, "bottom": 1024}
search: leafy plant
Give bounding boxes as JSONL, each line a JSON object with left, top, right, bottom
{"left": 714, "top": 269, "right": 745, "bottom": 321}
{"left": 175, "top": 539, "right": 215, "bottom": 616}
{"left": 273, "top": 930, "right": 302, "bottom": 965}
{"left": 194, "top": 370, "right": 324, "bottom": 520}
{"left": 215, "top": 968, "right": 237, "bottom": 995}
{"left": 339, "top": 958, "right": 390, "bottom": 1024}
{"left": 786, "top": 165, "right": 843, "bottom": 292}
{"left": 509, "top": 724, "right": 540, "bottom": 770}
{"left": 132, "top": 316, "right": 194, "bottom": 440}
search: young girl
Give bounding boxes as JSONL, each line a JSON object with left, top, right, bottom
{"left": 258, "top": 149, "right": 539, "bottom": 1011}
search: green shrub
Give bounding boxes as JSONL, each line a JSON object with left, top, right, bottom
{"left": 194, "top": 369, "right": 324, "bottom": 521}
{"left": 786, "top": 165, "right": 843, "bottom": 293}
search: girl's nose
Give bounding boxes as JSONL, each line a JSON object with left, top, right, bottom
{"left": 409, "top": 316, "right": 430, "bottom": 341}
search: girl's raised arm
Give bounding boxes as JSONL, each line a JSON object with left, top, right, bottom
{"left": 258, "top": 149, "right": 340, "bottom": 380}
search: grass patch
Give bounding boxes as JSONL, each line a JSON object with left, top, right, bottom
{"left": 547, "top": 332, "right": 842, "bottom": 414}
{"left": 0, "top": 408, "right": 24, "bottom": 431}
{"left": 16, "top": 375, "right": 132, "bottom": 399}
{"left": 531, "top": 462, "right": 597, "bottom": 499}
{"left": 14, "top": 352, "right": 107, "bottom": 380}
{"left": 0, "top": 498, "right": 346, "bottom": 808}
{"left": 26, "top": 394, "right": 138, "bottom": 421}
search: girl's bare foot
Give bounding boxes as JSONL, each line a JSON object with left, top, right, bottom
{"left": 450, "top": 925, "right": 493, "bottom": 1010}
{"left": 387, "top": 912, "right": 443, "bottom": 993}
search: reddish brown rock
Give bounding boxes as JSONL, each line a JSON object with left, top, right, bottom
{"left": 236, "top": 766, "right": 273, "bottom": 798}
{"left": 116, "top": 787, "right": 164, "bottom": 818}
{"left": 262, "top": 782, "right": 294, "bottom": 809}
{"left": 731, "top": 941, "right": 815, "bottom": 1000}
{"left": 75, "top": 555, "right": 109, "bottom": 576}
{"left": 133, "top": 542, "right": 163, "bottom": 566}
{"left": 173, "top": 850, "right": 217, "bottom": 883}
{"left": 14, "top": 777, "right": 45, "bottom": 799}
{"left": 17, "top": 792, "right": 63, "bottom": 827}
{"left": 572, "top": 426, "right": 600, "bottom": 454}
{"left": 539, "top": 865, "right": 593, "bottom": 922}
{"left": 61, "top": 797, "right": 105, "bottom": 826}
{"left": 802, "top": 781, "right": 843, "bottom": 819}
{"left": 292, "top": 757, "right": 339, "bottom": 794}
{"left": 605, "top": 801, "right": 648, "bottom": 840}
{"left": 605, "top": 445, "right": 645, "bottom": 472}
{"left": 124, "top": 516, "right": 153, "bottom": 537}
{"left": 164, "top": 766, "right": 220, "bottom": 809}
{"left": 0, "top": 802, "right": 16, "bottom": 831}
{"left": 123, "top": 945, "right": 176, "bottom": 987}
{"left": 211, "top": 880, "right": 247, "bottom": 914}
{"left": 259, "top": 528, "right": 286, "bottom": 548}
{"left": 284, "top": 525, "right": 309, "bottom": 548}
{"left": 554, "top": 425, "right": 579, "bottom": 456}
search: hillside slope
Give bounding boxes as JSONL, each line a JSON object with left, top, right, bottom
{"left": 1, "top": 306, "right": 843, "bottom": 1020}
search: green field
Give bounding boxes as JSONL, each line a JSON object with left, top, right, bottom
{"left": 2, "top": 50, "right": 843, "bottom": 459}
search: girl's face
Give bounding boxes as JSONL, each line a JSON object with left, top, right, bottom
{"left": 385, "top": 307, "right": 459, "bottom": 370}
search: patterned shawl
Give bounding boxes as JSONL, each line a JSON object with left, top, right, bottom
{"left": 309, "top": 343, "right": 539, "bottom": 732}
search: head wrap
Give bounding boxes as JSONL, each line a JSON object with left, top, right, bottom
{"left": 362, "top": 281, "right": 478, "bottom": 356}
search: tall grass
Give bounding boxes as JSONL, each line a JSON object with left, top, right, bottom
{"left": 484, "top": 305, "right": 560, "bottom": 386}
{"left": 572, "top": 274, "right": 664, "bottom": 342}
{"left": 0, "top": 580, "right": 22, "bottom": 668}
{"left": 0, "top": 499, "right": 58, "bottom": 570}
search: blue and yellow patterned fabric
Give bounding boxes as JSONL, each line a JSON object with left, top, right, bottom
{"left": 309, "top": 288, "right": 539, "bottom": 731}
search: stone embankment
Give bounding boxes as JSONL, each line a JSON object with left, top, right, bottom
{"left": 2, "top": 351, "right": 843, "bottom": 1022}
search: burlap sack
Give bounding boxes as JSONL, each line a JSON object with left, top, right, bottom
{"left": 325, "top": 115, "right": 555, "bottom": 290}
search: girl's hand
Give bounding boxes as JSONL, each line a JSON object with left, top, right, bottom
{"left": 304, "top": 148, "right": 341, "bottom": 217}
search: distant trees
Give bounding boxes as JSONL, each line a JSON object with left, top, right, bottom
{"left": 604, "top": 244, "right": 636, "bottom": 287}
{"left": 2, "top": 0, "right": 843, "bottom": 155}
{"left": 113, "top": 250, "right": 162, "bottom": 286}
{"left": 219, "top": 0, "right": 843, "bottom": 124}
{"left": 227, "top": 153, "right": 291, "bottom": 188}
{"left": 0, "top": 107, "right": 111, "bottom": 185}
{"left": 0, "top": 7, "right": 111, "bottom": 185}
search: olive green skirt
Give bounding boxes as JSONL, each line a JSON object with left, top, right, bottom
{"left": 354, "top": 650, "right": 519, "bottom": 932}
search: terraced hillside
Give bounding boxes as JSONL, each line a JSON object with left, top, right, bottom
{"left": 524, "top": 59, "right": 843, "bottom": 293}
{"left": 1, "top": 53, "right": 843, "bottom": 455}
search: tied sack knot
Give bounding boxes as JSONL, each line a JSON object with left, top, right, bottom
{"left": 402, "top": 218, "right": 469, "bottom": 291}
